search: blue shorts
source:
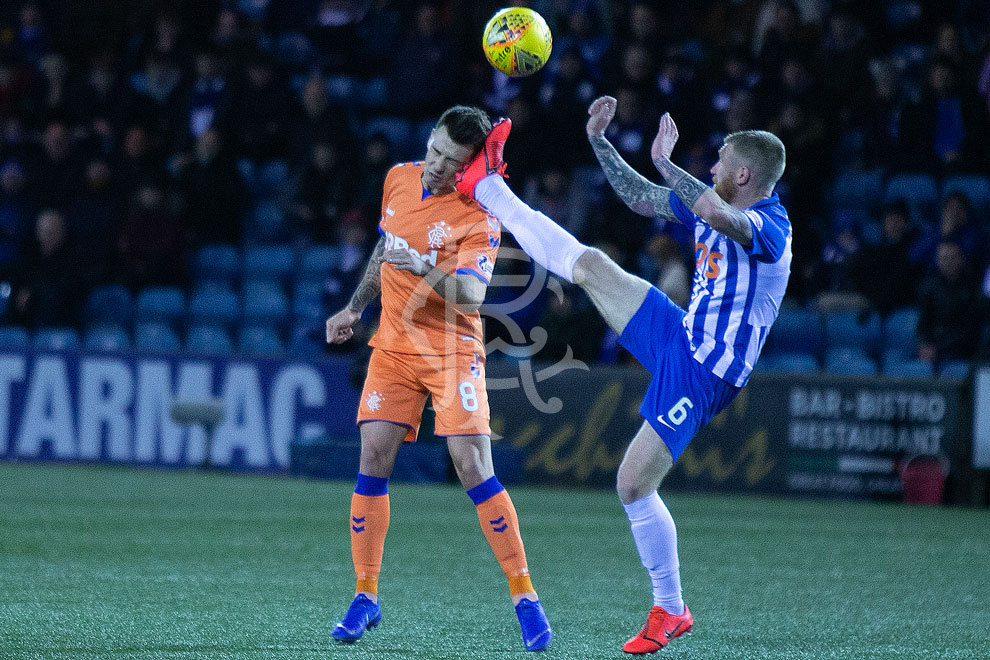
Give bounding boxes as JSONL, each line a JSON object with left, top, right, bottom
{"left": 619, "top": 287, "right": 740, "bottom": 461}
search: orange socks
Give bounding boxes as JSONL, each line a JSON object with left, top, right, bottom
{"left": 468, "top": 477, "right": 535, "bottom": 597}
{"left": 350, "top": 474, "right": 390, "bottom": 595}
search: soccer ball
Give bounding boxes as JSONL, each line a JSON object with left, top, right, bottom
{"left": 482, "top": 7, "right": 552, "bottom": 77}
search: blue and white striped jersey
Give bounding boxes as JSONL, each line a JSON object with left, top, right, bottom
{"left": 668, "top": 191, "right": 792, "bottom": 387}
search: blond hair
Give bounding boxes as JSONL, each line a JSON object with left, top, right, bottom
{"left": 724, "top": 130, "right": 786, "bottom": 193}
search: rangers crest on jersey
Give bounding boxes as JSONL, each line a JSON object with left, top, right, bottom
{"left": 427, "top": 221, "right": 453, "bottom": 249}
{"left": 366, "top": 390, "right": 385, "bottom": 412}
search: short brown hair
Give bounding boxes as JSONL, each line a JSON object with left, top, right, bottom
{"left": 436, "top": 105, "right": 492, "bottom": 152}
{"left": 724, "top": 130, "right": 786, "bottom": 192}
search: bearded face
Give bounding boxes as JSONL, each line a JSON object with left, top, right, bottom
{"left": 711, "top": 144, "right": 739, "bottom": 204}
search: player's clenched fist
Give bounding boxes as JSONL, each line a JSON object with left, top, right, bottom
{"left": 326, "top": 307, "right": 360, "bottom": 344}
{"left": 586, "top": 96, "right": 617, "bottom": 137}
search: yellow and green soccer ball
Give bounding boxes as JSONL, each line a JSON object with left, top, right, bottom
{"left": 482, "top": 7, "right": 552, "bottom": 77}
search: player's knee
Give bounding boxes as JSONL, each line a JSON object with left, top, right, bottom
{"left": 616, "top": 466, "right": 648, "bottom": 504}
{"left": 359, "top": 443, "right": 396, "bottom": 474}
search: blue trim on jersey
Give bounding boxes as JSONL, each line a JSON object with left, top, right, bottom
{"left": 355, "top": 473, "right": 389, "bottom": 496}
{"left": 466, "top": 476, "right": 505, "bottom": 505}
{"left": 455, "top": 267, "right": 491, "bottom": 285}
{"left": 422, "top": 187, "right": 433, "bottom": 201}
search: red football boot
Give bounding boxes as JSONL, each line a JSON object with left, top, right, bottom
{"left": 455, "top": 118, "right": 511, "bottom": 198}
{"left": 622, "top": 604, "right": 693, "bottom": 655}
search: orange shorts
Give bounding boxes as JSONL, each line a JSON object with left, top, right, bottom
{"left": 357, "top": 348, "right": 490, "bottom": 442}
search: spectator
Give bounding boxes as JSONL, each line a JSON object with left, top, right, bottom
{"left": 183, "top": 50, "right": 227, "bottom": 145}
{"left": 173, "top": 128, "right": 244, "bottom": 246}
{"left": 112, "top": 124, "right": 164, "bottom": 201}
{"left": 220, "top": 51, "right": 298, "bottom": 162}
{"left": 384, "top": 2, "right": 458, "bottom": 118}
{"left": 846, "top": 202, "right": 921, "bottom": 315}
{"left": 117, "top": 184, "right": 186, "bottom": 289}
{"left": 0, "top": 161, "right": 32, "bottom": 279}
{"left": 11, "top": 208, "right": 83, "bottom": 328}
{"left": 911, "top": 192, "right": 985, "bottom": 272}
{"left": 67, "top": 158, "right": 118, "bottom": 284}
{"left": 25, "top": 119, "right": 80, "bottom": 207}
{"left": 293, "top": 139, "right": 355, "bottom": 243}
{"left": 918, "top": 241, "right": 981, "bottom": 363}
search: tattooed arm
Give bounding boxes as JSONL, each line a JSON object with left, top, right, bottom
{"left": 588, "top": 135, "right": 678, "bottom": 221}
{"left": 326, "top": 237, "right": 384, "bottom": 344}
{"left": 651, "top": 113, "right": 754, "bottom": 248}
{"left": 585, "top": 96, "right": 678, "bottom": 222}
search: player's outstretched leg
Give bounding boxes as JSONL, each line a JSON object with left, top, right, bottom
{"left": 455, "top": 118, "right": 510, "bottom": 197}
{"left": 622, "top": 604, "right": 693, "bottom": 655}
{"left": 331, "top": 593, "right": 382, "bottom": 643}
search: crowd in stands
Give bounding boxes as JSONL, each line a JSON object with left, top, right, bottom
{"left": 0, "top": 0, "right": 988, "bottom": 372}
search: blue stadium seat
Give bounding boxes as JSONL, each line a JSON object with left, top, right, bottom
{"left": 33, "top": 327, "right": 80, "bottom": 351}
{"left": 248, "top": 203, "right": 289, "bottom": 242}
{"left": 360, "top": 77, "right": 388, "bottom": 109}
{"left": 886, "top": 0, "right": 923, "bottom": 30}
{"left": 84, "top": 285, "right": 133, "bottom": 326}
{"left": 276, "top": 32, "right": 315, "bottom": 68}
{"left": 0, "top": 326, "right": 29, "bottom": 349}
{"left": 293, "top": 280, "right": 325, "bottom": 321}
{"left": 289, "top": 323, "right": 324, "bottom": 359}
{"left": 239, "top": 325, "right": 284, "bottom": 357}
{"left": 194, "top": 244, "right": 240, "bottom": 284}
{"left": 83, "top": 324, "right": 131, "bottom": 352}
{"left": 236, "top": 0, "right": 269, "bottom": 20}
{"left": 254, "top": 160, "right": 290, "bottom": 199}
{"left": 883, "top": 358, "right": 933, "bottom": 379}
{"left": 824, "top": 347, "right": 877, "bottom": 376}
{"left": 188, "top": 285, "right": 240, "bottom": 327}
{"left": 135, "top": 322, "right": 181, "bottom": 353}
{"left": 758, "top": 352, "right": 819, "bottom": 374}
{"left": 326, "top": 74, "right": 359, "bottom": 103}
{"left": 884, "top": 173, "right": 938, "bottom": 221}
{"left": 243, "top": 280, "right": 289, "bottom": 324}
{"left": 244, "top": 246, "right": 295, "bottom": 281}
{"left": 824, "top": 311, "right": 881, "bottom": 352}
{"left": 135, "top": 286, "right": 185, "bottom": 324}
{"left": 941, "top": 175, "right": 990, "bottom": 215}
{"left": 186, "top": 325, "right": 233, "bottom": 356}
{"left": 938, "top": 360, "right": 971, "bottom": 380}
{"left": 300, "top": 245, "right": 341, "bottom": 278}
{"left": 882, "top": 307, "right": 919, "bottom": 354}
{"left": 831, "top": 169, "right": 884, "bottom": 210}
{"left": 765, "top": 307, "right": 822, "bottom": 357}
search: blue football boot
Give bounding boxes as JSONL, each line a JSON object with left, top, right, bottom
{"left": 515, "top": 598, "right": 553, "bottom": 651}
{"left": 331, "top": 594, "right": 382, "bottom": 643}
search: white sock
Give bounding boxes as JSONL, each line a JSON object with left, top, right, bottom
{"left": 622, "top": 492, "right": 684, "bottom": 614}
{"left": 475, "top": 175, "right": 587, "bottom": 283}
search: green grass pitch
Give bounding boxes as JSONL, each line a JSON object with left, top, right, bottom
{"left": 1, "top": 462, "right": 988, "bottom": 659}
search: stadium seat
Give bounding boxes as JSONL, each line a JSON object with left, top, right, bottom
{"left": 84, "top": 285, "right": 133, "bottom": 326}
{"left": 293, "top": 280, "right": 325, "bottom": 321}
{"left": 824, "top": 347, "right": 878, "bottom": 376}
{"left": 886, "top": 0, "right": 923, "bottom": 30}
{"left": 884, "top": 173, "right": 938, "bottom": 221}
{"left": 289, "top": 323, "right": 324, "bottom": 359}
{"left": 248, "top": 203, "right": 289, "bottom": 242}
{"left": 135, "top": 286, "right": 185, "bottom": 324}
{"left": 326, "top": 74, "right": 358, "bottom": 103}
{"left": 938, "top": 360, "right": 971, "bottom": 380}
{"left": 360, "top": 77, "right": 388, "bottom": 109}
{"left": 239, "top": 325, "right": 284, "bottom": 357}
{"left": 830, "top": 169, "right": 884, "bottom": 210}
{"left": 882, "top": 307, "right": 919, "bottom": 353}
{"left": 300, "top": 245, "right": 341, "bottom": 278}
{"left": 33, "top": 327, "right": 80, "bottom": 351}
{"left": 254, "top": 160, "right": 290, "bottom": 200}
{"left": 276, "top": 32, "right": 315, "bottom": 68}
{"left": 0, "top": 325, "right": 29, "bottom": 349}
{"left": 757, "top": 352, "right": 819, "bottom": 374}
{"left": 244, "top": 245, "right": 295, "bottom": 281}
{"left": 194, "top": 244, "right": 240, "bottom": 284}
{"left": 236, "top": 0, "right": 269, "bottom": 21}
{"left": 188, "top": 285, "right": 240, "bottom": 327}
{"left": 883, "top": 358, "right": 933, "bottom": 379}
{"left": 83, "top": 324, "right": 131, "bottom": 352}
{"left": 135, "top": 322, "right": 181, "bottom": 353}
{"left": 243, "top": 280, "right": 289, "bottom": 324}
{"left": 186, "top": 325, "right": 233, "bottom": 356}
{"left": 941, "top": 175, "right": 990, "bottom": 215}
{"left": 824, "top": 310, "right": 881, "bottom": 352}
{"left": 764, "top": 308, "right": 822, "bottom": 357}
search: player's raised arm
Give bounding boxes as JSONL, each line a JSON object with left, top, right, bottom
{"left": 651, "top": 113, "right": 754, "bottom": 248}
{"left": 586, "top": 96, "right": 678, "bottom": 222}
{"left": 384, "top": 248, "right": 487, "bottom": 315}
{"left": 325, "top": 236, "right": 385, "bottom": 344}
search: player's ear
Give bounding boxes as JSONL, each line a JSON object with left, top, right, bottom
{"left": 736, "top": 165, "right": 751, "bottom": 186}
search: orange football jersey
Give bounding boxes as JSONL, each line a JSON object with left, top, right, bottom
{"left": 370, "top": 162, "right": 501, "bottom": 357}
